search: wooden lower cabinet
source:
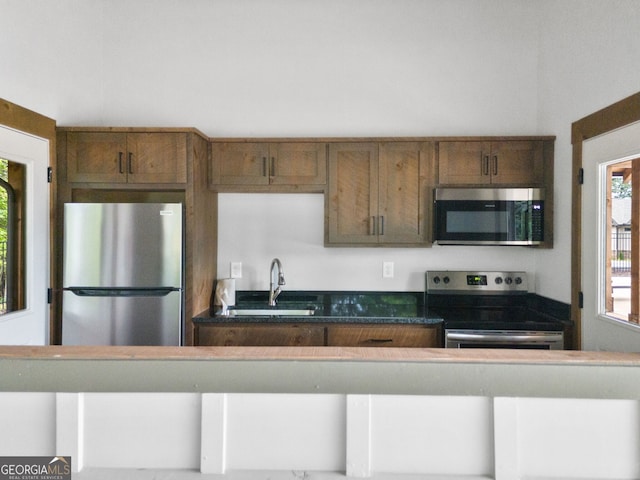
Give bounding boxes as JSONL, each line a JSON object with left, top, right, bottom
{"left": 326, "top": 324, "right": 440, "bottom": 348}
{"left": 195, "top": 323, "right": 442, "bottom": 347}
{"left": 196, "top": 324, "right": 326, "bottom": 346}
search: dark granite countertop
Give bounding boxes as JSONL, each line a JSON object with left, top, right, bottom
{"left": 193, "top": 312, "right": 443, "bottom": 325}
{"left": 194, "top": 290, "right": 443, "bottom": 325}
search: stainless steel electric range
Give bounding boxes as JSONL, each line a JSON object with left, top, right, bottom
{"left": 426, "top": 270, "right": 565, "bottom": 349}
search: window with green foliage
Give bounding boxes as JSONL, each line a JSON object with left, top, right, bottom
{"left": 0, "top": 158, "right": 25, "bottom": 314}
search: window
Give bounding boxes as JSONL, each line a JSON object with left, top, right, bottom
{"left": 0, "top": 158, "right": 26, "bottom": 314}
{"left": 604, "top": 159, "right": 638, "bottom": 324}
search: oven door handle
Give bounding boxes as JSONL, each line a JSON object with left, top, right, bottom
{"left": 446, "top": 331, "right": 563, "bottom": 343}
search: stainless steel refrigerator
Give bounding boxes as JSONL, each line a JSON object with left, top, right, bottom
{"left": 62, "top": 203, "right": 183, "bottom": 346}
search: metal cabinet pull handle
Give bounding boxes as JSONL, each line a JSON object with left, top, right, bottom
{"left": 493, "top": 155, "right": 498, "bottom": 176}
{"left": 368, "top": 338, "right": 393, "bottom": 343}
{"left": 262, "top": 157, "right": 267, "bottom": 177}
{"left": 128, "top": 152, "right": 133, "bottom": 174}
{"left": 379, "top": 216, "right": 384, "bottom": 235}
{"left": 482, "top": 155, "right": 490, "bottom": 176}
{"left": 118, "top": 152, "right": 124, "bottom": 174}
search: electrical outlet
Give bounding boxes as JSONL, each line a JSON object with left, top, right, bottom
{"left": 230, "top": 262, "right": 242, "bottom": 278}
{"left": 382, "top": 261, "right": 394, "bottom": 278}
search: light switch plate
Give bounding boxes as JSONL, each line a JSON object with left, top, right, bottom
{"left": 230, "top": 262, "right": 242, "bottom": 278}
{"left": 382, "top": 261, "right": 394, "bottom": 278}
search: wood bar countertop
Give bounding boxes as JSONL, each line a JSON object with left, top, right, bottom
{"left": 2, "top": 347, "right": 639, "bottom": 398}
{"left": 0, "top": 345, "right": 638, "bottom": 364}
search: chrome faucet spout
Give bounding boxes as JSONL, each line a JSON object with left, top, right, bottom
{"left": 268, "top": 258, "right": 286, "bottom": 306}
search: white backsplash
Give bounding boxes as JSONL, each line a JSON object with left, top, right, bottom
{"left": 217, "top": 193, "right": 537, "bottom": 293}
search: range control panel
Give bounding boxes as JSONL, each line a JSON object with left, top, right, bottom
{"left": 426, "top": 271, "right": 529, "bottom": 294}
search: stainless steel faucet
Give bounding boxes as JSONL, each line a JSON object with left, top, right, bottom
{"left": 268, "top": 258, "right": 286, "bottom": 306}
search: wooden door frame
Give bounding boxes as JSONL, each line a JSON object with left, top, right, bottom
{"left": 0, "top": 98, "right": 57, "bottom": 343}
{"left": 571, "top": 91, "right": 640, "bottom": 349}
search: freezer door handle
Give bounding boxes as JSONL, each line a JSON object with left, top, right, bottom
{"left": 64, "top": 287, "right": 180, "bottom": 297}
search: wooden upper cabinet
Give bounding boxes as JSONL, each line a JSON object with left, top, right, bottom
{"left": 270, "top": 143, "right": 327, "bottom": 185}
{"left": 490, "top": 141, "right": 544, "bottom": 184}
{"left": 210, "top": 142, "right": 327, "bottom": 187}
{"left": 327, "top": 143, "right": 379, "bottom": 244}
{"left": 438, "top": 140, "right": 544, "bottom": 186}
{"left": 126, "top": 133, "right": 187, "bottom": 184}
{"left": 210, "top": 142, "right": 270, "bottom": 185}
{"left": 327, "top": 142, "right": 433, "bottom": 246}
{"left": 66, "top": 132, "right": 127, "bottom": 183}
{"left": 379, "top": 142, "right": 433, "bottom": 244}
{"left": 65, "top": 131, "right": 187, "bottom": 184}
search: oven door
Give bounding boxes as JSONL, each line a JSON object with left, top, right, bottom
{"left": 445, "top": 329, "right": 564, "bottom": 350}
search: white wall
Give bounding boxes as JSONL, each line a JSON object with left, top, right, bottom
{"left": 1, "top": 0, "right": 639, "bottom": 300}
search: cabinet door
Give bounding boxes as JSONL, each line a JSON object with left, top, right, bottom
{"left": 326, "top": 324, "right": 440, "bottom": 347}
{"left": 66, "top": 132, "right": 128, "bottom": 183}
{"left": 327, "top": 143, "right": 379, "bottom": 244}
{"left": 490, "top": 140, "right": 543, "bottom": 185}
{"left": 269, "top": 143, "right": 327, "bottom": 185}
{"left": 196, "top": 324, "right": 325, "bottom": 346}
{"left": 210, "top": 142, "right": 270, "bottom": 185}
{"left": 378, "top": 142, "right": 433, "bottom": 244}
{"left": 437, "top": 141, "right": 491, "bottom": 185}
{"left": 127, "top": 133, "right": 187, "bottom": 184}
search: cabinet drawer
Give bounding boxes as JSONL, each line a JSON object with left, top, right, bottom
{"left": 326, "top": 324, "right": 440, "bottom": 348}
{"left": 196, "top": 324, "right": 326, "bottom": 346}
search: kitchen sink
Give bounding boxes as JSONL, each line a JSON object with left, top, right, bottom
{"left": 227, "top": 308, "right": 316, "bottom": 317}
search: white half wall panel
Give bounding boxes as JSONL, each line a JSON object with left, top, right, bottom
{"left": 82, "top": 393, "right": 202, "bottom": 470}
{"left": 370, "top": 396, "right": 493, "bottom": 477}
{"left": 224, "top": 394, "right": 346, "bottom": 472}
{"left": 0, "top": 392, "right": 56, "bottom": 455}
{"left": 2, "top": 392, "right": 639, "bottom": 479}
{"left": 516, "top": 397, "right": 640, "bottom": 479}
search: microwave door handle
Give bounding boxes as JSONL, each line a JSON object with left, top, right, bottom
{"left": 505, "top": 202, "right": 513, "bottom": 241}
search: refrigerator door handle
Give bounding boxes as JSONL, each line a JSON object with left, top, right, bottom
{"left": 64, "top": 287, "right": 180, "bottom": 297}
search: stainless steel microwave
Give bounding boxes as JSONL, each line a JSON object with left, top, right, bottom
{"left": 434, "top": 187, "right": 544, "bottom": 245}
